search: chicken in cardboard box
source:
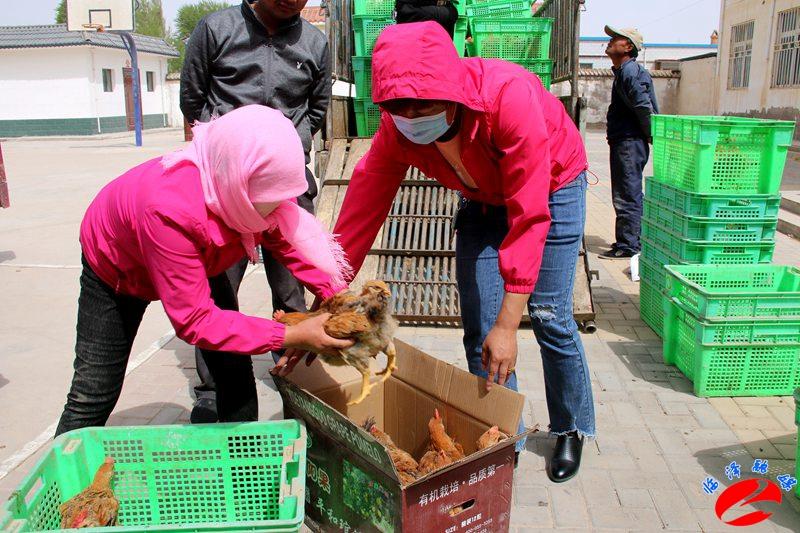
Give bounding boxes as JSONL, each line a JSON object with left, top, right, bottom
{"left": 274, "top": 339, "right": 537, "bottom": 533}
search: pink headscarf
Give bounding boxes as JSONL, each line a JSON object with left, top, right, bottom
{"left": 162, "top": 105, "right": 352, "bottom": 288}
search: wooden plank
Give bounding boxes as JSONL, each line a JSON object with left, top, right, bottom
{"left": 316, "top": 139, "right": 348, "bottom": 230}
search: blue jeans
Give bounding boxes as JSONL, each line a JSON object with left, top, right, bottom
{"left": 455, "top": 173, "right": 596, "bottom": 450}
{"left": 610, "top": 137, "right": 649, "bottom": 253}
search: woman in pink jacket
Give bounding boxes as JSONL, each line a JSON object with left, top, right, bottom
{"left": 56, "top": 105, "right": 353, "bottom": 436}
{"left": 299, "top": 22, "right": 594, "bottom": 481}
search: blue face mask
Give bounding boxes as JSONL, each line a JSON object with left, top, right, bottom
{"left": 391, "top": 111, "right": 452, "bottom": 145}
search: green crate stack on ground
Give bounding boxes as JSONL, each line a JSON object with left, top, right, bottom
{"left": 640, "top": 115, "right": 795, "bottom": 338}
{"left": 661, "top": 264, "right": 800, "bottom": 397}
{"left": 352, "top": 0, "right": 467, "bottom": 136}
{"left": 464, "top": 0, "right": 554, "bottom": 88}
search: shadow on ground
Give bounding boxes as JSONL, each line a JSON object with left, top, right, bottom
{"left": 0, "top": 251, "right": 16, "bottom": 263}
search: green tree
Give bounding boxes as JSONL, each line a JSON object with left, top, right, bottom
{"left": 55, "top": 0, "right": 67, "bottom": 24}
{"left": 168, "top": 1, "right": 232, "bottom": 73}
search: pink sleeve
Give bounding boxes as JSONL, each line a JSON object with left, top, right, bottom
{"left": 333, "top": 119, "right": 409, "bottom": 281}
{"left": 493, "top": 79, "right": 552, "bottom": 294}
{"left": 139, "top": 208, "right": 286, "bottom": 354}
{"left": 259, "top": 226, "right": 345, "bottom": 300}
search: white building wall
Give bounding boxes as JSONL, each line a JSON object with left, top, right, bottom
{"left": 678, "top": 56, "right": 719, "bottom": 115}
{"left": 716, "top": 0, "right": 800, "bottom": 123}
{"left": 0, "top": 47, "right": 94, "bottom": 119}
{"left": 166, "top": 77, "right": 182, "bottom": 127}
{"left": 87, "top": 46, "right": 169, "bottom": 118}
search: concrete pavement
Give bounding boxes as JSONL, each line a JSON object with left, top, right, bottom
{"left": 0, "top": 129, "right": 798, "bottom": 531}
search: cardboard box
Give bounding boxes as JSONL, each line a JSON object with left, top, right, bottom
{"left": 274, "top": 339, "right": 535, "bottom": 533}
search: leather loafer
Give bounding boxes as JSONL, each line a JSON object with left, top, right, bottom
{"left": 190, "top": 397, "right": 218, "bottom": 424}
{"left": 548, "top": 431, "right": 584, "bottom": 483}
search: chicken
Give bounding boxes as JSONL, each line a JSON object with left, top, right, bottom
{"left": 427, "top": 409, "right": 465, "bottom": 461}
{"left": 275, "top": 280, "right": 399, "bottom": 405}
{"left": 362, "top": 417, "right": 419, "bottom": 485}
{"left": 417, "top": 449, "right": 453, "bottom": 476}
{"left": 59, "top": 457, "right": 119, "bottom": 529}
{"left": 477, "top": 426, "right": 508, "bottom": 450}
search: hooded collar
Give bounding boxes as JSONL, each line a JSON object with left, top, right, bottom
{"left": 371, "top": 22, "right": 484, "bottom": 113}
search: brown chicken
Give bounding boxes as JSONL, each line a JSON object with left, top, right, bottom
{"left": 275, "top": 280, "right": 399, "bottom": 405}
{"left": 477, "top": 426, "right": 508, "bottom": 450}
{"left": 362, "top": 417, "right": 419, "bottom": 485}
{"left": 417, "top": 449, "right": 453, "bottom": 476}
{"left": 59, "top": 457, "right": 119, "bottom": 529}
{"left": 427, "top": 409, "right": 465, "bottom": 461}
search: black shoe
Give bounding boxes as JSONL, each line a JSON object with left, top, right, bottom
{"left": 598, "top": 248, "right": 636, "bottom": 259}
{"left": 190, "top": 397, "right": 218, "bottom": 424}
{"left": 548, "top": 432, "right": 584, "bottom": 483}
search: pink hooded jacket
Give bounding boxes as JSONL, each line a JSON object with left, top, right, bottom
{"left": 80, "top": 157, "right": 342, "bottom": 355}
{"left": 333, "top": 22, "right": 588, "bottom": 294}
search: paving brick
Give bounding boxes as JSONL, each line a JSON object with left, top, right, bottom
{"left": 688, "top": 403, "right": 730, "bottom": 429}
{"left": 509, "top": 502, "right": 554, "bottom": 528}
{"left": 629, "top": 391, "right": 663, "bottom": 414}
{"left": 650, "top": 488, "right": 702, "bottom": 530}
{"left": 549, "top": 484, "right": 590, "bottom": 529}
{"left": 733, "top": 429, "right": 785, "bottom": 460}
{"left": 726, "top": 416, "right": 787, "bottom": 432}
{"left": 708, "top": 397, "right": 746, "bottom": 419}
{"left": 661, "top": 401, "right": 692, "bottom": 416}
{"left": 150, "top": 405, "right": 186, "bottom": 425}
{"left": 610, "top": 401, "right": 646, "bottom": 427}
{"left": 618, "top": 487, "right": 655, "bottom": 508}
{"left": 578, "top": 469, "right": 620, "bottom": 508}
{"left": 610, "top": 471, "right": 679, "bottom": 491}
{"left": 766, "top": 405, "right": 797, "bottom": 431}
{"left": 737, "top": 404, "right": 773, "bottom": 418}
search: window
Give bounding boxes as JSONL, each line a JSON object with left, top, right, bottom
{"left": 146, "top": 71, "right": 155, "bottom": 92}
{"left": 579, "top": 62, "right": 594, "bottom": 69}
{"left": 102, "top": 68, "right": 113, "bottom": 92}
{"left": 728, "top": 21, "right": 754, "bottom": 89}
{"left": 772, "top": 7, "right": 800, "bottom": 87}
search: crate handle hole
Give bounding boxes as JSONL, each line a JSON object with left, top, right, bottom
{"left": 448, "top": 498, "right": 476, "bottom": 517}
{"left": 23, "top": 477, "right": 43, "bottom": 506}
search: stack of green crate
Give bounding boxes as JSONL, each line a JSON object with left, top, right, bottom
{"left": 465, "top": 0, "right": 554, "bottom": 88}
{"left": 352, "top": 0, "right": 467, "bottom": 137}
{"left": 795, "top": 388, "right": 799, "bottom": 499}
{"left": 661, "top": 264, "right": 800, "bottom": 397}
{"left": 640, "top": 115, "right": 795, "bottom": 338}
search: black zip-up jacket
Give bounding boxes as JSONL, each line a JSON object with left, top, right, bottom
{"left": 180, "top": 1, "right": 331, "bottom": 161}
{"left": 607, "top": 58, "right": 659, "bottom": 142}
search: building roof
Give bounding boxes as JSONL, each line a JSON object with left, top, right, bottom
{"left": 581, "top": 36, "right": 717, "bottom": 49}
{"left": 301, "top": 7, "right": 325, "bottom": 24}
{"left": 0, "top": 24, "right": 179, "bottom": 57}
{"left": 680, "top": 52, "right": 718, "bottom": 62}
{"left": 579, "top": 68, "right": 680, "bottom": 78}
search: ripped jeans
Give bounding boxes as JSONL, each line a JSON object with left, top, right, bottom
{"left": 455, "top": 173, "right": 595, "bottom": 448}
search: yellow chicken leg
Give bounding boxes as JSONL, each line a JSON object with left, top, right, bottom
{"left": 347, "top": 369, "right": 375, "bottom": 406}
{"left": 377, "top": 341, "right": 397, "bottom": 383}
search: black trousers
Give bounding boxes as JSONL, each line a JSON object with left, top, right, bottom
{"left": 609, "top": 137, "right": 650, "bottom": 254}
{"left": 193, "top": 167, "right": 318, "bottom": 409}
{"left": 55, "top": 256, "right": 258, "bottom": 436}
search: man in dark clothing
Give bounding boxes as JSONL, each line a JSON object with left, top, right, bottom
{"left": 394, "top": 0, "right": 459, "bottom": 37}
{"left": 600, "top": 26, "right": 659, "bottom": 259}
{"left": 180, "top": 0, "right": 331, "bottom": 423}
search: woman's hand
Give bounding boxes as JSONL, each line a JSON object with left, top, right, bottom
{"left": 482, "top": 291, "right": 529, "bottom": 391}
{"left": 271, "top": 313, "right": 352, "bottom": 377}
{"left": 482, "top": 324, "right": 518, "bottom": 391}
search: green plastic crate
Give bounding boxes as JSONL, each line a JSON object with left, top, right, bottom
{"left": 0, "top": 422, "right": 306, "bottom": 532}
{"left": 354, "top": 97, "right": 382, "bottom": 137}
{"left": 454, "top": 16, "right": 467, "bottom": 56}
{"left": 644, "top": 179, "right": 782, "bottom": 220}
{"left": 641, "top": 219, "right": 775, "bottom": 265}
{"left": 353, "top": 15, "right": 394, "bottom": 56}
{"left": 640, "top": 278, "right": 666, "bottom": 338}
{"left": 353, "top": 0, "right": 395, "bottom": 16}
{"left": 469, "top": 17, "right": 553, "bottom": 60}
{"left": 652, "top": 115, "right": 796, "bottom": 194}
{"left": 665, "top": 265, "right": 800, "bottom": 320}
{"left": 663, "top": 298, "right": 800, "bottom": 397}
{"left": 641, "top": 239, "right": 683, "bottom": 271}
{"left": 509, "top": 58, "right": 553, "bottom": 88}
{"left": 640, "top": 256, "right": 667, "bottom": 288}
{"left": 466, "top": 0, "right": 531, "bottom": 18}
{"left": 643, "top": 199, "right": 777, "bottom": 243}
{"left": 352, "top": 55, "right": 372, "bottom": 98}
{"left": 795, "top": 388, "right": 799, "bottom": 499}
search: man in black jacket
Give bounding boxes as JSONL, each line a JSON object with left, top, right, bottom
{"left": 600, "top": 26, "right": 659, "bottom": 260}
{"left": 180, "top": 0, "right": 331, "bottom": 423}
{"left": 394, "top": 0, "right": 459, "bottom": 37}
